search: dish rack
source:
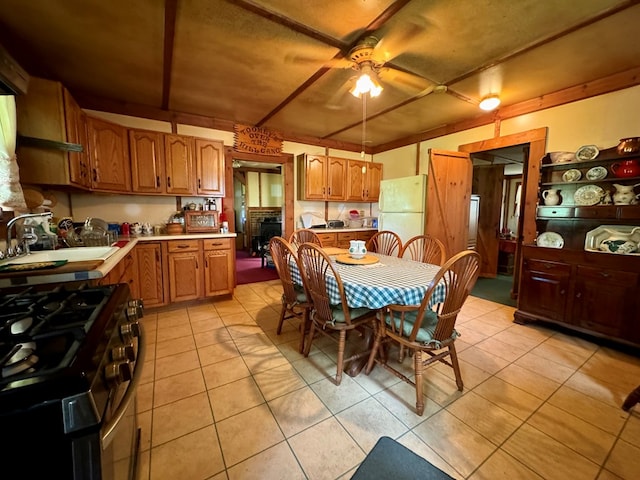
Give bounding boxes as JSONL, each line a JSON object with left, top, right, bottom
{"left": 77, "top": 217, "right": 116, "bottom": 246}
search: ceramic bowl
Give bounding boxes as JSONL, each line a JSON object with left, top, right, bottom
{"left": 549, "top": 151, "right": 576, "bottom": 164}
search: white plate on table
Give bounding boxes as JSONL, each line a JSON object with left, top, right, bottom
{"left": 574, "top": 184, "right": 605, "bottom": 206}
{"left": 536, "top": 232, "right": 564, "bottom": 248}
{"left": 562, "top": 169, "right": 582, "bottom": 182}
{"left": 586, "top": 166, "right": 608, "bottom": 181}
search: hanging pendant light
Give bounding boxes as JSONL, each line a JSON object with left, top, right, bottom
{"left": 350, "top": 64, "right": 383, "bottom": 98}
{"left": 479, "top": 94, "right": 501, "bottom": 111}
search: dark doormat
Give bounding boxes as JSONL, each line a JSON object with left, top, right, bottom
{"left": 350, "top": 436, "right": 456, "bottom": 480}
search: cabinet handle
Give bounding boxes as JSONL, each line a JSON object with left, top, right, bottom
{"left": 205, "top": 259, "right": 208, "bottom": 268}
{"left": 177, "top": 244, "right": 190, "bottom": 249}
{"left": 599, "top": 272, "right": 611, "bottom": 278}
{"left": 210, "top": 242, "right": 223, "bottom": 246}
{"left": 544, "top": 264, "right": 554, "bottom": 269}
{"left": 576, "top": 292, "right": 581, "bottom": 298}
{"left": 93, "top": 168, "right": 98, "bottom": 182}
{"left": 156, "top": 176, "right": 160, "bottom": 188}
{"left": 167, "top": 176, "right": 171, "bottom": 188}
{"left": 155, "top": 251, "right": 159, "bottom": 261}
{"left": 196, "top": 260, "right": 199, "bottom": 269}
{"left": 560, "top": 289, "right": 565, "bottom": 295}
{"left": 198, "top": 178, "right": 201, "bottom": 189}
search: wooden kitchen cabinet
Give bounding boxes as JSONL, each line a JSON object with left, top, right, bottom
{"left": 165, "top": 134, "right": 195, "bottom": 195}
{"left": 357, "top": 230, "right": 376, "bottom": 243}
{"left": 337, "top": 231, "right": 357, "bottom": 249}
{"left": 517, "top": 255, "right": 571, "bottom": 323}
{"left": 129, "top": 129, "right": 165, "bottom": 194}
{"left": 167, "top": 239, "right": 202, "bottom": 302}
{"left": 315, "top": 232, "right": 337, "bottom": 247}
{"left": 346, "top": 160, "right": 382, "bottom": 202}
{"left": 297, "top": 154, "right": 346, "bottom": 201}
{"left": 16, "top": 77, "right": 91, "bottom": 189}
{"left": 203, "top": 238, "right": 234, "bottom": 296}
{"left": 86, "top": 116, "right": 131, "bottom": 192}
{"left": 135, "top": 242, "right": 167, "bottom": 307}
{"left": 195, "top": 138, "right": 225, "bottom": 196}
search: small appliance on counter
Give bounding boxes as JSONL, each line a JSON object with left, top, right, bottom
{"left": 300, "top": 211, "right": 326, "bottom": 229}
{"left": 327, "top": 219, "right": 345, "bottom": 228}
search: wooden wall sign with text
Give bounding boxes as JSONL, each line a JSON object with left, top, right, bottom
{"left": 234, "top": 124, "right": 283, "bottom": 156}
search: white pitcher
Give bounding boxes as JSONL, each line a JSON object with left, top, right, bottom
{"left": 542, "top": 189, "right": 561, "bottom": 206}
{"left": 349, "top": 240, "right": 367, "bottom": 259}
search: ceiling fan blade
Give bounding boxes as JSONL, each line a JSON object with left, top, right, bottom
{"left": 378, "top": 67, "right": 435, "bottom": 94}
{"left": 326, "top": 75, "right": 357, "bottom": 109}
{"left": 370, "top": 21, "right": 428, "bottom": 63}
{"left": 285, "top": 53, "right": 353, "bottom": 69}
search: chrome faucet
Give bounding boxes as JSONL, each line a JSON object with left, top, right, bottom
{"left": 4, "top": 211, "right": 54, "bottom": 258}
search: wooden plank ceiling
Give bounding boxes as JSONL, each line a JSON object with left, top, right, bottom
{"left": 1, "top": 0, "right": 639, "bottom": 153}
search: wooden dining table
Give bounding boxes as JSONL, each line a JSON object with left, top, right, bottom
{"left": 290, "top": 249, "right": 447, "bottom": 376}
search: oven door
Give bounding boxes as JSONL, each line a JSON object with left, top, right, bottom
{"left": 100, "top": 324, "right": 146, "bottom": 480}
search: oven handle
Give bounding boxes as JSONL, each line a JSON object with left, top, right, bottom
{"left": 101, "top": 322, "right": 146, "bottom": 445}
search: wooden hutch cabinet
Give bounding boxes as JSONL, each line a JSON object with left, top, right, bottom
{"left": 515, "top": 146, "right": 640, "bottom": 347}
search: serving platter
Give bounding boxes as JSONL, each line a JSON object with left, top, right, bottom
{"left": 584, "top": 225, "right": 640, "bottom": 255}
{"left": 536, "top": 232, "right": 564, "bottom": 248}
{"left": 335, "top": 254, "right": 380, "bottom": 265}
{"left": 562, "top": 169, "right": 582, "bottom": 182}
{"left": 574, "top": 184, "right": 604, "bottom": 206}
{"left": 586, "top": 166, "right": 608, "bottom": 181}
{"left": 576, "top": 144, "right": 599, "bottom": 161}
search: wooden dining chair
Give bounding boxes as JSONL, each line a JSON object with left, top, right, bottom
{"left": 268, "top": 236, "right": 312, "bottom": 353}
{"left": 289, "top": 228, "right": 323, "bottom": 249}
{"left": 400, "top": 234, "right": 447, "bottom": 265}
{"left": 365, "top": 250, "right": 481, "bottom": 415}
{"left": 366, "top": 230, "right": 402, "bottom": 257}
{"left": 297, "top": 242, "right": 379, "bottom": 385}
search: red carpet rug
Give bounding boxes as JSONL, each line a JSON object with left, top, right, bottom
{"left": 236, "top": 250, "right": 279, "bottom": 285}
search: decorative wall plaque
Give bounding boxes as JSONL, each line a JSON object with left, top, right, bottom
{"left": 234, "top": 124, "right": 283, "bottom": 156}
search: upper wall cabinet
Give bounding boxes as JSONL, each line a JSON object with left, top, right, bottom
{"left": 16, "top": 77, "right": 91, "bottom": 189}
{"left": 129, "top": 128, "right": 165, "bottom": 194}
{"left": 346, "top": 160, "right": 382, "bottom": 202}
{"left": 86, "top": 116, "right": 131, "bottom": 192}
{"left": 297, "top": 154, "right": 346, "bottom": 201}
{"left": 194, "top": 138, "right": 225, "bottom": 196}
{"left": 165, "top": 134, "right": 195, "bottom": 195}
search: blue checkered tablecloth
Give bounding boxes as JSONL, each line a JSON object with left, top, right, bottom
{"left": 291, "top": 253, "right": 445, "bottom": 309}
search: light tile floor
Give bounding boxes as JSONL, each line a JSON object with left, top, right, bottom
{"left": 136, "top": 279, "right": 640, "bottom": 480}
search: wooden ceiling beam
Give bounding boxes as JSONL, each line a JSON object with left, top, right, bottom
{"left": 162, "top": 0, "right": 178, "bottom": 110}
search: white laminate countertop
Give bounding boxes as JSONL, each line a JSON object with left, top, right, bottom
{"left": 0, "top": 233, "right": 237, "bottom": 288}
{"left": 309, "top": 227, "right": 378, "bottom": 234}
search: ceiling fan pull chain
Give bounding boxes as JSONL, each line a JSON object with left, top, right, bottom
{"left": 361, "top": 94, "right": 367, "bottom": 159}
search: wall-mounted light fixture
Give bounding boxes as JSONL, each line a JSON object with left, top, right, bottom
{"left": 479, "top": 94, "right": 500, "bottom": 111}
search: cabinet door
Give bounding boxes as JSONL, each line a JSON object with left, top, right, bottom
{"left": 168, "top": 251, "right": 202, "bottom": 302}
{"left": 365, "top": 162, "right": 382, "bottom": 201}
{"left": 518, "top": 257, "right": 571, "bottom": 322}
{"left": 165, "top": 134, "right": 195, "bottom": 195}
{"left": 346, "top": 160, "right": 366, "bottom": 201}
{"left": 204, "top": 250, "right": 233, "bottom": 296}
{"left": 327, "top": 157, "right": 347, "bottom": 200}
{"left": 337, "top": 232, "right": 357, "bottom": 249}
{"left": 135, "top": 243, "right": 166, "bottom": 307}
{"left": 304, "top": 155, "right": 327, "bottom": 200}
{"left": 195, "top": 138, "right": 225, "bottom": 196}
{"left": 87, "top": 117, "right": 131, "bottom": 192}
{"left": 357, "top": 230, "right": 376, "bottom": 243}
{"left": 572, "top": 266, "right": 639, "bottom": 338}
{"left": 130, "top": 129, "right": 165, "bottom": 194}
{"left": 63, "top": 90, "right": 91, "bottom": 188}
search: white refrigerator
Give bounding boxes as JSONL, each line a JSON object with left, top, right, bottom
{"left": 378, "top": 174, "right": 427, "bottom": 244}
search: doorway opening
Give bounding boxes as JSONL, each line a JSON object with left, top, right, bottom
{"left": 224, "top": 148, "right": 294, "bottom": 284}
{"left": 459, "top": 128, "right": 548, "bottom": 305}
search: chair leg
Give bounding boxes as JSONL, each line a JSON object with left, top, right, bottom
{"left": 623, "top": 385, "right": 640, "bottom": 411}
{"left": 414, "top": 350, "right": 424, "bottom": 416}
{"left": 335, "top": 330, "right": 347, "bottom": 385}
{"left": 365, "top": 328, "right": 384, "bottom": 375}
{"left": 303, "top": 322, "right": 316, "bottom": 358}
{"left": 449, "top": 344, "right": 464, "bottom": 391}
{"left": 298, "top": 308, "right": 310, "bottom": 354}
{"left": 276, "top": 299, "right": 287, "bottom": 335}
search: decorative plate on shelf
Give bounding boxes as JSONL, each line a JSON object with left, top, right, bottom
{"left": 562, "top": 168, "right": 582, "bottom": 182}
{"left": 576, "top": 144, "right": 600, "bottom": 161}
{"left": 574, "top": 184, "right": 605, "bottom": 206}
{"left": 586, "top": 166, "right": 608, "bottom": 181}
{"left": 536, "top": 232, "right": 564, "bottom": 248}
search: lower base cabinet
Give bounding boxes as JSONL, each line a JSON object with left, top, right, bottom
{"left": 135, "top": 242, "right": 167, "bottom": 307}
{"left": 515, "top": 246, "right": 640, "bottom": 347}
{"left": 167, "top": 239, "right": 203, "bottom": 303}
{"left": 203, "top": 238, "right": 234, "bottom": 296}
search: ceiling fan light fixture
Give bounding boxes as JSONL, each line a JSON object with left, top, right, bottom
{"left": 479, "top": 94, "right": 501, "bottom": 111}
{"left": 350, "top": 66, "right": 383, "bottom": 98}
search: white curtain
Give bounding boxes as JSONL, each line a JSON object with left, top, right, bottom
{"left": 0, "top": 95, "right": 26, "bottom": 211}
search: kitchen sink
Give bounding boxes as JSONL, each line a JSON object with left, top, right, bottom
{"left": 0, "top": 246, "right": 120, "bottom": 265}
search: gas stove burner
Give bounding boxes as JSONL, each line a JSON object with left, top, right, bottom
{"left": 1, "top": 342, "right": 38, "bottom": 378}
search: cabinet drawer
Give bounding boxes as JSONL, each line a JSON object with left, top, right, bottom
{"left": 618, "top": 206, "right": 640, "bottom": 219}
{"left": 574, "top": 206, "right": 617, "bottom": 219}
{"left": 337, "top": 232, "right": 358, "bottom": 242}
{"left": 524, "top": 258, "right": 572, "bottom": 275}
{"left": 536, "top": 206, "right": 574, "bottom": 218}
{"left": 575, "top": 265, "right": 639, "bottom": 284}
{"left": 316, "top": 233, "right": 337, "bottom": 246}
{"left": 167, "top": 239, "right": 200, "bottom": 252}
{"left": 203, "top": 238, "right": 232, "bottom": 250}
